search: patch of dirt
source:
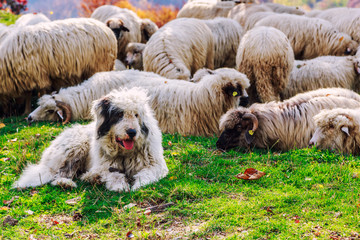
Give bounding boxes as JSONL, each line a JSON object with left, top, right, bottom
{"left": 34, "top": 214, "right": 73, "bottom": 228}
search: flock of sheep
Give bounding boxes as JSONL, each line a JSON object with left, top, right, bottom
{"left": 2, "top": 0, "right": 360, "bottom": 157}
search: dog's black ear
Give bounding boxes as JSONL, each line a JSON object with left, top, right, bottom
{"left": 141, "top": 122, "right": 149, "bottom": 137}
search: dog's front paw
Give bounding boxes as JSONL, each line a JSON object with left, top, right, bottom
{"left": 105, "top": 180, "right": 130, "bottom": 192}
{"left": 51, "top": 177, "right": 77, "bottom": 188}
{"left": 80, "top": 171, "right": 102, "bottom": 184}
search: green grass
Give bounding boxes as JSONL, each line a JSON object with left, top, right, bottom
{"left": 1, "top": 116, "right": 359, "bottom": 239}
{"left": 0, "top": 10, "right": 18, "bottom": 25}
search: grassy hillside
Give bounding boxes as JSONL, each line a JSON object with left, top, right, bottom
{"left": 1, "top": 117, "right": 360, "bottom": 239}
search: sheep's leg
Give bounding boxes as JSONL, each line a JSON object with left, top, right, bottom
{"left": 23, "top": 91, "right": 32, "bottom": 115}
{"left": 255, "top": 74, "right": 280, "bottom": 103}
{"left": 131, "top": 163, "right": 167, "bottom": 191}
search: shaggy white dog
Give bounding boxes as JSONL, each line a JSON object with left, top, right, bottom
{"left": 13, "top": 88, "right": 168, "bottom": 192}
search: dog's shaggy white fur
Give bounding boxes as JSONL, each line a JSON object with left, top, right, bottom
{"left": 13, "top": 88, "right": 168, "bottom": 192}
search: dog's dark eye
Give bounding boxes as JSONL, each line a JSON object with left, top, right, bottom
{"left": 47, "top": 110, "right": 54, "bottom": 114}
{"left": 135, "top": 113, "right": 139, "bottom": 118}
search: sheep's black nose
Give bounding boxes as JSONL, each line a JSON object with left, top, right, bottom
{"left": 239, "top": 96, "right": 249, "bottom": 107}
{"left": 308, "top": 141, "right": 314, "bottom": 147}
{"left": 126, "top": 129, "right": 137, "bottom": 139}
{"left": 27, "top": 115, "right": 32, "bottom": 122}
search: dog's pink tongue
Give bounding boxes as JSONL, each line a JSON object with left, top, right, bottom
{"left": 123, "top": 140, "right": 134, "bottom": 150}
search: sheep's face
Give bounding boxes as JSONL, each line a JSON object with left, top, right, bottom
{"left": 92, "top": 88, "right": 150, "bottom": 153}
{"left": 202, "top": 68, "right": 250, "bottom": 107}
{"left": 333, "top": 37, "right": 358, "bottom": 56}
{"left": 27, "top": 95, "right": 60, "bottom": 122}
{"left": 125, "top": 43, "right": 145, "bottom": 70}
{"left": 106, "top": 18, "right": 130, "bottom": 40}
{"left": 140, "top": 19, "right": 158, "bottom": 43}
{"left": 216, "top": 108, "right": 258, "bottom": 151}
{"left": 309, "top": 110, "right": 359, "bottom": 154}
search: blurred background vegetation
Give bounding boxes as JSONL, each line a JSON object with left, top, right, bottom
{"left": 1, "top": 0, "right": 358, "bottom": 26}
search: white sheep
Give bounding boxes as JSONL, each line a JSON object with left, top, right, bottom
{"left": 143, "top": 18, "right": 214, "bottom": 80}
{"left": 177, "top": 1, "right": 237, "bottom": 19}
{"left": 309, "top": 108, "right": 360, "bottom": 155}
{"left": 314, "top": 7, "right": 360, "bottom": 43}
{"left": 125, "top": 42, "right": 145, "bottom": 70}
{"left": 91, "top": 5, "right": 158, "bottom": 61}
{"left": 228, "top": 3, "right": 273, "bottom": 27}
{"left": 15, "top": 13, "right": 50, "bottom": 27}
{"left": 0, "top": 18, "right": 117, "bottom": 115}
{"left": 204, "top": 17, "right": 243, "bottom": 68}
{"left": 304, "top": 9, "right": 322, "bottom": 17}
{"left": 255, "top": 14, "right": 359, "bottom": 59}
{"left": 282, "top": 56, "right": 360, "bottom": 99}
{"left": 14, "top": 88, "right": 168, "bottom": 192}
{"left": 27, "top": 68, "right": 250, "bottom": 136}
{"left": 243, "top": 11, "right": 275, "bottom": 31}
{"left": 236, "top": 26, "right": 294, "bottom": 103}
{"left": 217, "top": 88, "right": 360, "bottom": 151}
{"left": 264, "top": 3, "right": 304, "bottom": 15}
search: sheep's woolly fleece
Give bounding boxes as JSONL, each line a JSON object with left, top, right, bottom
{"left": 27, "top": 68, "right": 250, "bottom": 137}
{"left": 255, "top": 14, "right": 358, "bottom": 59}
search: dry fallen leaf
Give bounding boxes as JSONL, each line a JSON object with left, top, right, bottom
{"left": 35, "top": 133, "right": 41, "bottom": 137}
{"left": 144, "top": 209, "right": 151, "bottom": 215}
{"left": 3, "top": 197, "right": 15, "bottom": 206}
{"left": 0, "top": 123, "right": 5, "bottom": 129}
{"left": 169, "top": 176, "right": 177, "bottom": 180}
{"left": 0, "top": 207, "right": 9, "bottom": 211}
{"left": 65, "top": 197, "right": 81, "bottom": 205}
{"left": 1, "top": 158, "right": 10, "bottom": 162}
{"left": 235, "top": 168, "right": 266, "bottom": 180}
{"left": 10, "top": 138, "right": 17, "bottom": 142}
{"left": 126, "top": 231, "right": 134, "bottom": 238}
{"left": 168, "top": 141, "right": 172, "bottom": 146}
{"left": 30, "top": 189, "right": 39, "bottom": 196}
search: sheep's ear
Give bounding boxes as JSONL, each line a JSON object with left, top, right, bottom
{"left": 341, "top": 126, "right": 350, "bottom": 136}
{"left": 245, "top": 129, "right": 255, "bottom": 145}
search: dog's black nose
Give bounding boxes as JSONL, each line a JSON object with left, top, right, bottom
{"left": 126, "top": 129, "right": 137, "bottom": 139}
{"left": 27, "top": 115, "right": 32, "bottom": 122}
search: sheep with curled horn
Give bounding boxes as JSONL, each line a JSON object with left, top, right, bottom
{"left": 217, "top": 88, "right": 360, "bottom": 152}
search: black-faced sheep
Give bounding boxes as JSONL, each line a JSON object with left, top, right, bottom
{"left": 309, "top": 108, "right": 360, "bottom": 155}
{"left": 236, "top": 26, "right": 294, "bottom": 103}
{"left": 255, "top": 14, "right": 359, "bottom": 59}
{"left": 143, "top": 18, "right": 215, "bottom": 80}
{"left": 216, "top": 88, "right": 360, "bottom": 151}
{"left": 91, "top": 5, "right": 158, "bottom": 61}
{"left": 27, "top": 69, "right": 250, "bottom": 136}
{"left": 282, "top": 56, "right": 360, "bottom": 99}
{"left": 14, "top": 88, "right": 168, "bottom": 192}
{"left": 0, "top": 18, "right": 117, "bottom": 115}
{"left": 125, "top": 42, "right": 145, "bottom": 70}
